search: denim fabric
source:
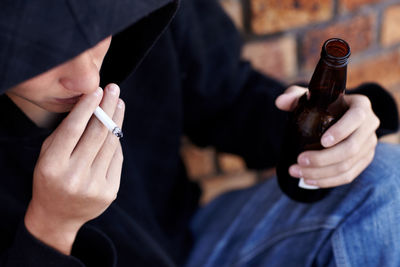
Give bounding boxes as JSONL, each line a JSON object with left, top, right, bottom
{"left": 186, "top": 142, "right": 400, "bottom": 267}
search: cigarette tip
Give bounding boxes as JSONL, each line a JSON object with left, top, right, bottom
{"left": 112, "top": 127, "right": 123, "bottom": 138}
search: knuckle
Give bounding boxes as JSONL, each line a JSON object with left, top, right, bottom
{"left": 303, "top": 152, "right": 319, "bottom": 166}
{"left": 328, "top": 127, "right": 340, "bottom": 139}
{"left": 358, "top": 95, "right": 371, "bottom": 107}
{"left": 317, "top": 181, "right": 328, "bottom": 188}
{"left": 79, "top": 182, "right": 102, "bottom": 200}
{"left": 64, "top": 123, "right": 81, "bottom": 138}
{"left": 287, "top": 85, "right": 308, "bottom": 95}
{"left": 338, "top": 161, "right": 351, "bottom": 173}
{"left": 342, "top": 174, "right": 353, "bottom": 185}
{"left": 347, "top": 140, "right": 359, "bottom": 156}
{"left": 36, "top": 161, "right": 60, "bottom": 180}
{"left": 108, "top": 191, "right": 118, "bottom": 202}
{"left": 300, "top": 169, "right": 312, "bottom": 179}
{"left": 104, "top": 190, "right": 117, "bottom": 203}
{"left": 64, "top": 174, "right": 82, "bottom": 195}
{"left": 64, "top": 183, "right": 80, "bottom": 196}
{"left": 288, "top": 85, "right": 302, "bottom": 91}
{"left": 373, "top": 116, "right": 381, "bottom": 130}
{"left": 41, "top": 137, "right": 53, "bottom": 151}
{"left": 96, "top": 187, "right": 114, "bottom": 205}
{"left": 353, "top": 107, "right": 367, "bottom": 122}
{"left": 305, "top": 169, "right": 321, "bottom": 179}
{"left": 311, "top": 158, "right": 323, "bottom": 168}
{"left": 86, "top": 187, "right": 100, "bottom": 200}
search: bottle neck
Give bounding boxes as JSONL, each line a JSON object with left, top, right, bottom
{"left": 308, "top": 59, "right": 347, "bottom": 107}
{"left": 308, "top": 38, "right": 350, "bottom": 108}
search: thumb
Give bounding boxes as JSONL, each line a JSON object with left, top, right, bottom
{"left": 275, "top": 85, "right": 308, "bottom": 111}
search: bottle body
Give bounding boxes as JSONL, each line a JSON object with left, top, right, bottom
{"left": 276, "top": 38, "right": 350, "bottom": 203}
{"left": 277, "top": 92, "right": 348, "bottom": 202}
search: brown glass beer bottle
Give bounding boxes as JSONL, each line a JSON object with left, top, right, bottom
{"left": 276, "top": 38, "right": 351, "bottom": 203}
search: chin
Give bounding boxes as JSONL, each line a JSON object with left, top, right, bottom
{"left": 46, "top": 103, "right": 74, "bottom": 113}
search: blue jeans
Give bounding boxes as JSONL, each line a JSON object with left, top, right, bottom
{"left": 186, "top": 143, "right": 400, "bottom": 266}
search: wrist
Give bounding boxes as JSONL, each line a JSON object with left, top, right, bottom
{"left": 24, "top": 201, "right": 81, "bottom": 255}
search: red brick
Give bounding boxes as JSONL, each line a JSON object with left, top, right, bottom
{"left": 340, "top": 0, "right": 383, "bottom": 12}
{"left": 218, "top": 153, "right": 247, "bottom": 173}
{"left": 347, "top": 49, "right": 400, "bottom": 90}
{"left": 301, "top": 13, "right": 376, "bottom": 71}
{"left": 250, "top": 0, "right": 333, "bottom": 34}
{"left": 199, "top": 172, "right": 257, "bottom": 204}
{"left": 381, "top": 4, "right": 400, "bottom": 47}
{"left": 219, "top": 0, "right": 244, "bottom": 30}
{"left": 180, "top": 143, "right": 216, "bottom": 179}
{"left": 242, "top": 35, "right": 297, "bottom": 80}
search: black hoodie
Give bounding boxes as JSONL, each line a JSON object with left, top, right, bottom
{"left": 0, "top": 0, "right": 398, "bottom": 266}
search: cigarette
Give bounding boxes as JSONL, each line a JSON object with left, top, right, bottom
{"left": 94, "top": 106, "right": 123, "bottom": 138}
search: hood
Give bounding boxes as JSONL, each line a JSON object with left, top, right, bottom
{"left": 0, "top": 0, "right": 178, "bottom": 94}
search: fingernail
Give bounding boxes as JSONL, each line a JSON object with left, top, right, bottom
{"left": 322, "top": 134, "right": 334, "bottom": 147}
{"left": 298, "top": 155, "right": 310, "bottom": 166}
{"left": 304, "top": 179, "right": 317, "bottom": 185}
{"left": 107, "top": 84, "right": 119, "bottom": 95}
{"left": 289, "top": 166, "right": 302, "bottom": 177}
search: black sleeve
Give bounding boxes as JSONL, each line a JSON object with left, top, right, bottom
{"left": 1, "top": 222, "right": 116, "bottom": 267}
{"left": 171, "top": 0, "right": 399, "bottom": 170}
{"left": 348, "top": 82, "right": 399, "bottom": 137}
{"left": 172, "top": 0, "right": 288, "bottom": 169}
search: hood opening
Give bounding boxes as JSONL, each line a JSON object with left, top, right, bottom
{"left": 0, "top": 0, "right": 178, "bottom": 94}
{"left": 100, "top": 1, "right": 178, "bottom": 87}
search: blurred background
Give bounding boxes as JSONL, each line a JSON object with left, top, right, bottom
{"left": 181, "top": 0, "right": 400, "bottom": 204}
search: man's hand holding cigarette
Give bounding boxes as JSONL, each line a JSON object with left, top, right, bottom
{"left": 24, "top": 83, "right": 125, "bottom": 255}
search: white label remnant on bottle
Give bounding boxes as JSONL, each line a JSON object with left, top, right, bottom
{"left": 298, "top": 178, "right": 320, "bottom": 190}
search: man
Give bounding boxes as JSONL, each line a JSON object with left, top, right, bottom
{"left": 0, "top": 0, "right": 399, "bottom": 266}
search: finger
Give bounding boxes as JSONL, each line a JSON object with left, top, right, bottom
{"left": 48, "top": 88, "right": 103, "bottom": 157}
{"left": 72, "top": 84, "right": 120, "bottom": 166}
{"left": 304, "top": 148, "right": 375, "bottom": 188}
{"left": 290, "top": 134, "right": 376, "bottom": 179}
{"left": 320, "top": 94, "right": 375, "bottom": 147}
{"left": 104, "top": 143, "right": 124, "bottom": 202}
{"left": 91, "top": 99, "right": 125, "bottom": 176}
{"left": 275, "top": 85, "right": 308, "bottom": 111}
{"left": 298, "top": 121, "right": 378, "bottom": 168}
{"left": 94, "top": 83, "right": 121, "bottom": 132}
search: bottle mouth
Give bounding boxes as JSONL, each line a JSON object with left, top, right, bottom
{"left": 321, "top": 38, "right": 351, "bottom": 67}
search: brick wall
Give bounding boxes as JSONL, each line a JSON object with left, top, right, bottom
{"left": 181, "top": 0, "right": 400, "bottom": 203}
